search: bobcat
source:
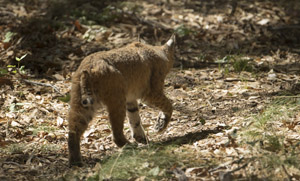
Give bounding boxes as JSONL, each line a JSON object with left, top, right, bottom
{"left": 68, "top": 35, "right": 176, "bottom": 167}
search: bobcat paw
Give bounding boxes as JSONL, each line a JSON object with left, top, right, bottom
{"left": 114, "top": 137, "right": 130, "bottom": 147}
{"left": 133, "top": 134, "right": 147, "bottom": 144}
{"left": 69, "top": 155, "right": 83, "bottom": 167}
{"left": 69, "top": 160, "right": 84, "bottom": 167}
{"left": 154, "top": 112, "right": 170, "bottom": 133}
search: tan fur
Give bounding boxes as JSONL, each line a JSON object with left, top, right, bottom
{"left": 68, "top": 35, "right": 175, "bottom": 167}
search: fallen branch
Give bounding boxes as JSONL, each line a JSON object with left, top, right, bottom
{"left": 172, "top": 167, "right": 188, "bottom": 181}
{"left": 209, "top": 157, "right": 244, "bottom": 173}
{"left": 271, "top": 25, "right": 300, "bottom": 31}
{"left": 219, "top": 162, "right": 249, "bottom": 181}
{"left": 282, "top": 165, "right": 292, "bottom": 181}
{"left": 274, "top": 95, "right": 300, "bottom": 98}
{"left": 3, "top": 161, "right": 28, "bottom": 168}
{"left": 224, "top": 78, "right": 256, "bottom": 82}
{"left": 22, "top": 79, "right": 62, "bottom": 95}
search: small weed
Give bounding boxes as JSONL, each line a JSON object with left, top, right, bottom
{"left": 5, "top": 143, "right": 26, "bottom": 154}
{"left": 29, "top": 125, "right": 57, "bottom": 136}
{"left": 3, "top": 31, "right": 16, "bottom": 43}
{"left": 232, "top": 58, "right": 252, "bottom": 72}
{"left": 217, "top": 55, "right": 253, "bottom": 74}
{"left": 57, "top": 93, "right": 71, "bottom": 103}
{"left": 6, "top": 54, "right": 27, "bottom": 75}
{"left": 0, "top": 68, "right": 8, "bottom": 76}
{"left": 9, "top": 102, "right": 25, "bottom": 113}
{"left": 40, "top": 144, "right": 60, "bottom": 153}
{"left": 175, "top": 24, "right": 192, "bottom": 38}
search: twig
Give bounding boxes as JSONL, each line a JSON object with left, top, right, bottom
{"left": 219, "top": 162, "right": 249, "bottom": 181}
{"left": 3, "top": 161, "right": 28, "bottom": 168}
{"left": 271, "top": 25, "right": 300, "bottom": 31}
{"left": 172, "top": 167, "right": 188, "bottom": 181}
{"left": 22, "top": 79, "right": 62, "bottom": 95}
{"left": 228, "top": 161, "right": 249, "bottom": 174}
{"left": 224, "top": 78, "right": 256, "bottom": 82}
{"left": 209, "top": 157, "right": 244, "bottom": 173}
{"left": 282, "top": 165, "right": 292, "bottom": 181}
{"left": 26, "top": 150, "right": 36, "bottom": 165}
{"left": 274, "top": 95, "right": 300, "bottom": 98}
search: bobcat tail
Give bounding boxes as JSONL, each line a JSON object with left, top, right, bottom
{"left": 80, "top": 70, "right": 93, "bottom": 107}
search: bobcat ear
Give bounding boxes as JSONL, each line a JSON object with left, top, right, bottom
{"left": 166, "top": 33, "right": 176, "bottom": 48}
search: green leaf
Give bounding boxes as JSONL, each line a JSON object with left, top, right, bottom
{"left": 0, "top": 68, "right": 8, "bottom": 76}
{"left": 16, "top": 54, "right": 27, "bottom": 62}
{"left": 4, "top": 32, "right": 16, "bottom": 43}
{"left": 7, "top": 65, "right": 16, "bottom": 68}
{"left": 19, "top": 65, "right": 26, "bottom": 74}
{"left": 200, "top": 118, "right": 206, "bottom": 125}
{"left": 20, "top": 54, "right": 27, "bottom": 60}
{"left": 58, "top": 94, "right": 71, "bottom": 103}
{"left": 148, "top": 166, "right": 159, "bottom": 176}
{"left": 9, "top": 103, "right": 16, "bottom": 112}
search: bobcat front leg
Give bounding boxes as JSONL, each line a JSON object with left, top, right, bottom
{"left": 126, "top": 101, "right": 147, "bottom": 144}
{"left": 68, "top": 83, "right": 95, "bottom": 167}
{"left": 145, "top": 92, "right": 173, "bottom": 133}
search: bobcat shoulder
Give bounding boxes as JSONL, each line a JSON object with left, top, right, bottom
{"left": 68, "top": 35, "right": 176, "bottom": 167}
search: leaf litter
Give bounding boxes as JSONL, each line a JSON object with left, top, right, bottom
{"left": 0, "top": 0, "right": 300, "bottom": 180}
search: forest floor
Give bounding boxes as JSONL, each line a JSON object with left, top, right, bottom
{"left": 1, "top": 0, "right": 300, "bottom": 180}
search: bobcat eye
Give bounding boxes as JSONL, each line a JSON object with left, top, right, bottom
{"left": 82, "top": 99, "right": 88, "bottom": 105}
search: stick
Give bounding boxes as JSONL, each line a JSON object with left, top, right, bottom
{"left": 282, "top": 165, "right": 292, "bottom": 181}
{"left": 22, "top": 79, "right": 62, "bottom": 95}
{"left": 274, "top": 95, "right": 300, "bottom": 98}
{"left": 209, "top": 157, "right": 244, "bottom": 172}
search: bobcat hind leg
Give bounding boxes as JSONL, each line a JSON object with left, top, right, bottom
{"left": 126, "top": 101, "right": 147, "bottom": 144}
{"left": 106, "top": 98, "right": 129, "bottom": 147}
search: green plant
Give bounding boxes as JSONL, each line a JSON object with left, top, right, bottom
{"left": 3, "top": 31, "right": 16, "bottom": 43}
{"left": 7, "top": 54, "right": 27, "bottom": 74}
{"left": 29, "top": 125, "right": 57, "bottom": 136}
{"left": 0, "top": 68, "right": 8, "bottom": 76}
{"left": 232, "top": 58, "right": 252, "bottom": 72}
{"left": 57, "top": 93, "right": 71, "bottom": 103}
{"left": 175, "top": 24, "right": 192, "bottom": 38}
{"left": 6, "top": 143, "right": 26, "bottom": 154}
{"left": 239, "top": 98, "right": 300, "bottom": 178}
{"left": 40, "top": 144, "right": 60, "bottom": 153}
{"left": 216, "top": 55, "right": 253, "bottom": 73}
